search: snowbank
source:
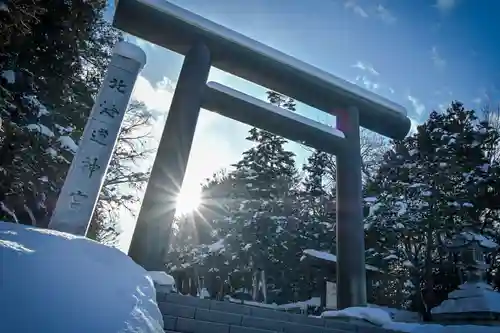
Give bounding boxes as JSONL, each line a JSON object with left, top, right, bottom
{"left": 0, "top": 221, "right": 164, "bottom": 333}
{"left": 321, "top": 307, "right": 500, "bottom": 333}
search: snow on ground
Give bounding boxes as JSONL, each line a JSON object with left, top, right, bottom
{"left": 0, "top": 221, "right": 164, "bottom": 333}
{"left": 277, "top": 297, "right": 321, "bottom": 311}
{"left": 321, "top": 307, "right": 500, "bottom": 332}
{"left": 226, "top": 296, "right": 278, "bottom": 309}
{"left": 322, "top": 307, "right": 393, "bottom": 326}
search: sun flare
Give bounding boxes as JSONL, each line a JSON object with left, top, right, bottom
{"left": 175, "top": 185, "right": 202, "bottom": 216}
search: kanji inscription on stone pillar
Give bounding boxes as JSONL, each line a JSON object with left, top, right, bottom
{"left": 49, "top": 41, "right": 146, "bottom": 236}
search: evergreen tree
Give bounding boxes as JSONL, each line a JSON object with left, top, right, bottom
{"left": 228, "top": 91, "right": 298, "bottom": 296}
{"left": 364, "top": 101, "right": 500, "bottom": 314}
{"left": 0, "top": 0, "right": 144, "bottom": 241}
{"left": 301, "top": 149, "right": 336, "bottom": 246}
{"left": 170, "top": 92, "right": 300, "bottom": 302}
{"left": 286, "top": 149, "right": 336, "bottom": 302}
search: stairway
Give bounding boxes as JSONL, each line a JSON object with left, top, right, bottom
{"left": 156, "top": 293, "right": 399, "bottom": 333}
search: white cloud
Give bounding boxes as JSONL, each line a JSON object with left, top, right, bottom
{"left": 431, "top": 46, "right": 446, "bottom": 69}
{"left": 409, "top": 117, "right": 420, "bottom": 134}
{"left": 344, "top": 0, "right": 368, "bottom": 18}
{"left": 132, "top": 75, "right": 173, "bottom": 114}
{"left": 344, "top": 1, "right": 398, "bottom": 24}
{"left": 356, "top": 75, "right": 379, "bottom": 91}
{"left": 352, "top": 61, "right": 379, "bottom": 76}
{"left": 376, "top": 4, "right": 397, "bottom": 24}
{"left": 434, "top": 0, "right": 457, "bottom": 12}
{"left": 407, "top": 95, "right": 425, "bottom": 116}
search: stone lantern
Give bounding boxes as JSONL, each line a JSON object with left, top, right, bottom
{"left": 431, "top": 231, "right": 500, "bottom": 326}
{"left": 447, "top": 232, "right": 493, "bottom": 283}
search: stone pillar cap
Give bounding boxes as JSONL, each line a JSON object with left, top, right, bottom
{"left": 113, "top": 41, "right": 147, "bottom": 69}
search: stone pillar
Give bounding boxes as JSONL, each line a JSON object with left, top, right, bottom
{"left": 335, "top": 107, "right": 367, "bottom": 309}
{"left": 128, "top": 42, "right": 211, "bottom": 271}
{"left": 49, "top": 42, "right": 146, "bottom": 236}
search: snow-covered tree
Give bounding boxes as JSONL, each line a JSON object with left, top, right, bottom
{"left": 219, "top": 91, "right": 299, "bottom": 299}
{"left": 0, "top": 72, "right": 71, "bottom": 226}
{"left": 168, "top": 92, "right": 301, "bottom": 301}
{"left": 283, "top": 149, "right": 336, "bottom": 302}
{"left": 364, "top": 101, "right": 500, "bottom": 315}
{"left": 300, "top": 149, "right": 336, "bottom": 251}
{"left": 0, "top": 1, "right": 151, "bottom": 245}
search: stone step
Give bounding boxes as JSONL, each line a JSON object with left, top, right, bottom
{"left": 160, "top": 303, "right": 354, "bottom": 333}
{"left": 161, "top": 314, "right": 359, "bottom": 333}
{"left": 163, "top": 314, "right": 279, "bottom": 333}
{"left": 158, "top": 293, "right": 334, "bottom": 327}
{"left": 157, "top": 293, "right": 399, "bottom": 333}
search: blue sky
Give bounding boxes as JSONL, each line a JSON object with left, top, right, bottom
{"left": 108, "top": 0, "right": 500, "bottom": 248}
{"left": 119, "top": 0, "right": 500, "bottom": 118}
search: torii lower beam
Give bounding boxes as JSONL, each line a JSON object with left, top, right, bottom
{"left": 202, "top": 82, "right": 345, "bottom": 155}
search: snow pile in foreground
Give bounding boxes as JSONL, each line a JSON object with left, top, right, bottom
{"left": 322, "top": 307, "right": 500, "bottom": 332}
{"left": 0, "top": 221, "right": 164, "bottom": 333}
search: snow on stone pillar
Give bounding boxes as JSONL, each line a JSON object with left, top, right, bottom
{"left": 49, "top": 42, "right": 146, "bottom": 236}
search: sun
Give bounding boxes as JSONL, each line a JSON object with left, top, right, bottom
{"left": 175, "top": 185, "right": 202, "bottom": 216}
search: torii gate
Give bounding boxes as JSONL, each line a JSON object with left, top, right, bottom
{"left": 52, "top": 0, "right": 411, "bottom": 310}
{"left": 115, "top": 0, "right": 411, "bottom": 309}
